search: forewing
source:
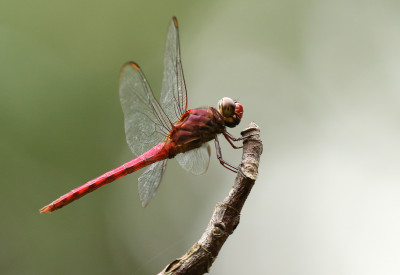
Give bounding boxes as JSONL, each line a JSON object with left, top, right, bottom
{"left": 160, "top": 17, "right": 188, "bottom": 123}
{"left": 175, "top": 143, "right": 211, "bottom": 175}
{"left": 138, "top": 159, "right": 168, "bottom": 207}
{"left": 120, "top": 62, "right": 172, "bottom": 157}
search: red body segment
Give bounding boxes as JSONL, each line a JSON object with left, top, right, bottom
{"left": 40, "top": 142, "right": 169, "bottom": 212}
{"left": 170, "top": 108, "right": 225, "bottom": 153}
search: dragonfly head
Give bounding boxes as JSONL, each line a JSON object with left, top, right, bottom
{"left": 218, "top": 97, "right": 243, "bottom": 128}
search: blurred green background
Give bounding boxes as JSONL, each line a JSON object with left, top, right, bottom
{"left": 1, "top": 0, "right": 400, "bottom": 274}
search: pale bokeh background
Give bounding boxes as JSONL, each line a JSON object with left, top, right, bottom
{"left": 1, "top": 0, "right": 400, "bottom": 274}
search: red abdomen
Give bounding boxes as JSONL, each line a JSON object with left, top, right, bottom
{"left": 40, "top": 142, "right": 169, "bottom": 213}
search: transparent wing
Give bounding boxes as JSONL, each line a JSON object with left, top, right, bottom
{"left": 138, "top": 159, "right": 168, "bottom": 207}
{"left": 175, "top": 143, "right": 211, "bottom": 175}
{"left": 119, "top": 62, "right": 172, "bottom": 157}
{"left": 160, "top": 16, "right": 188, "bottom": 123}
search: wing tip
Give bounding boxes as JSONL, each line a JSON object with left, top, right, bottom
{"left": 141, "top": 200, "right": 149, "bottom": 208}
{"left": 128, "top": 61, "right": 141, "bottom": 71}
{"left": 119, "top": 61, "right": 141, "bottom": 80}
{"left": 172, "top": 16, "right": 178, "bottom": 28}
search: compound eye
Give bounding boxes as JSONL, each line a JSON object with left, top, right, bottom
{"left": 235, "top": 103, "right": 243, "bottom": 119}
{"left": 218, "top": 97, "right": 236, "bottom": 118}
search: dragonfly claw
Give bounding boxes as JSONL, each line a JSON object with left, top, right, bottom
{"left": 237, "top": 165, "right": 246, "bottom": 178}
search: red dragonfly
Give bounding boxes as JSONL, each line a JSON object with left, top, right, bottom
{"left": 40, "top": 17, "right": 246, "bottom": 213}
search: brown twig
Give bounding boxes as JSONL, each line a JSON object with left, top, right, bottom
{"left": 158, "top": 122, "right": 263, "bottom": 275}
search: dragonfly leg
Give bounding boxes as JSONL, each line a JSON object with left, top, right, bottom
{"left": 224, "top": 131, "right": 254, "bottom": 142}
{"left": 214, "top": 135, "right": 241, "bottom": 174}
{"left": 223, "top": 131, "right": 254, "bottom": 149}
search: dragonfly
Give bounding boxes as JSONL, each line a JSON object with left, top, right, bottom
{"left": 40, "top": 17, "right": 247, "bottom": 213}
